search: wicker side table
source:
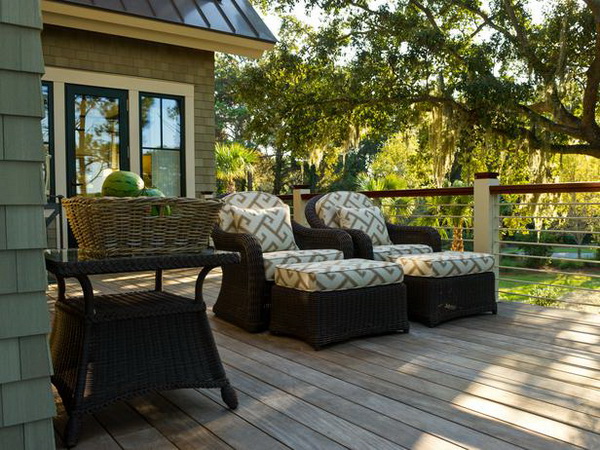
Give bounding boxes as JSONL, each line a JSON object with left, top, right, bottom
{"left": 45, "top": 250, "right": 240, "bottom": 447}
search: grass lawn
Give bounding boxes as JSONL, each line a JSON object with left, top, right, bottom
{"left": 499, "top": 266, "right": 600, "bottom": 312}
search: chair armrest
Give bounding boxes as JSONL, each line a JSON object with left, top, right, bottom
{"left": 292, "top": 222, "right": 354, "bottom": 258}
{"left": 342, "top": 228, "right": 374, "bottom": 259}
{"left": 212, "top": 227, "right": 265, "bottom": 270}
{"left": 386, "top": 223, "right": 442, "bottom": 252}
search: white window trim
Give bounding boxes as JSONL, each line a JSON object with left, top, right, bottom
{"left": 43, "top": 67, "right": 196, "bottom": 248}
{"left": 43, "top": 66, "right": 196, "bottom": 200}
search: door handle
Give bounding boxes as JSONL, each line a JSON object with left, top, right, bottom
{"left": 71, "top": 181, "right": 84, "bottom": 187}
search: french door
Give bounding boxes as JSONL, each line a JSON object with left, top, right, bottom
{"left": 65, "top": 85, "right": 129, "bottom": 198}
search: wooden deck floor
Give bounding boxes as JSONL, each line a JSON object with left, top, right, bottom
{"left": 47, "top": 269, "right": 600, "bottom": 450}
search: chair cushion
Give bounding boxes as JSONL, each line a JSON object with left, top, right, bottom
{"left": 275, "top": 258, "right": 404, "bottom": 292}
{"left": 219, "top": 191, "right": 286, "bottom": 232}
{"left": 231, "top": 205, "right": 298, "bottom": 252}
{"left": 338, "top": 206, "right": 393, "bottom": 246}
{"left": 315, "top": 191, "right": 374, "bottom": 227}
{"left": 386, "top": 251, "right": 494, "bottom": 278}
{"left": 263, "top": 249, "right": 344, "bottom": 281}
{"left": 372, "top": 244, "right": 433, "bottom": 261}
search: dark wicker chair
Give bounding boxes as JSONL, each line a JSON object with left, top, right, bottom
{"left": 212, "top": 191, "right": 353, "bottom": 332}
{"left": 305, "top": 191, "right": 442, "bottom": 260}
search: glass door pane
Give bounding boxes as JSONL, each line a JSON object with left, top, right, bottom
{"left": 66, "top": 85, "right": 129, "bottom": 197}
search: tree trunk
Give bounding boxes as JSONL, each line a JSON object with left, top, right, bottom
{"left": 273, "top": 148, "right": 285, "bottom": 194}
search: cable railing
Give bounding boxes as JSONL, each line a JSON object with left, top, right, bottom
{"left": 287, "top": 176, "right": 599, "bottom": 313}
{"left": 492, "top": 183, "right": 599, "bottom": 313}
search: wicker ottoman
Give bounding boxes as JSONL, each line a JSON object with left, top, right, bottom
{"left": 386, "top": 251, "right": 497, "bottom": 327}
{"left": 270, "top": 259, "right": 408, "bottom": 349}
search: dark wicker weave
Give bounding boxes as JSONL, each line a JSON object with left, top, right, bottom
{"left": 46, "top": 249, "right": 240, "bottom": 447}
{"left": 403, "top": 271, "right": 497, "bottom": 327}
{"left": 212, "top": 221, "right": 354, "bottom": 333}
{"left": 305, "top": 194, "right": 442, "bottom": 258}
{"left": 270, "top": 283, "right": 409, "bottom": 349}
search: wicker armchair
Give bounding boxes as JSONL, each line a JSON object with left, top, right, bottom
{"left": 212, "top": 191, "right": 353, "bottom": 332}
{"left": 305, "top": 191, "right": 441, "bottom": 260}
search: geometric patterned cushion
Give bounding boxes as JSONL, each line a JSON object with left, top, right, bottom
{"left": 315, "top": 191, "right": 374, "bottom": 227}
{"left": 274, "top": 258, "right": 404, "bottom": 292}
{"left": 230, "top": 205, "right": 298, "bottom": 252}
{"left": 372, "top": 244, "right": 433, "bottom": 261}
{"left": 338, "top": 206, "right": 393, "bottom": 246}
{"left": 262, "top": 248, "right": 344, "bottom": 281}
{"left": 386, "top": 251, "right": 495, "bottom": 278}
{"left": 219, "top": 191, "right": 286, "bottom": 232}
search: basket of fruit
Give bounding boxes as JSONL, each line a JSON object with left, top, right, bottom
{"left": 63, "top": 171, "right": 222, "bottom": 258}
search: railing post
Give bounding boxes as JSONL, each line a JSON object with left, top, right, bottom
{"left": 292, "top": 185, "right": 311, "bottom": 226}
{"left": 474, "top": 172, "right": 500, "bottom": 299}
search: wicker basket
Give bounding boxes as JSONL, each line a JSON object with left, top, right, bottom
{"left": 63, "top": 196, "right": 223, "bottom": 258}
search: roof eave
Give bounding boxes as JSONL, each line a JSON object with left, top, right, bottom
{"left": 41, "top": 0, "right": 275, "bottom": 59}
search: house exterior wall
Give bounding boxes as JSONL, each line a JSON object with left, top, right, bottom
{"left": 0, "top": 0, "right": 56, "bottom": 448}
{"left": 41, "top": 25, "right": 216, "bottom": 195}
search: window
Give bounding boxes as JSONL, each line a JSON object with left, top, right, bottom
{"left": 42, "top": 81, "right": 55, "bottom": 199}
{"left": 140, "top": 94, "right": 184, "bottom": 196}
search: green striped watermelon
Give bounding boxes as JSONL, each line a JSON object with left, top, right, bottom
{"left": 138, "top": 187, "right": 171, "bottom": 216}
{"left": 101, "top": 171, "right": 144, "bottom": 197}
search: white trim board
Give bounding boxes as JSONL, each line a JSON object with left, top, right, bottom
{"left": 43, "top": 67, "right": 196, "bottom": 200}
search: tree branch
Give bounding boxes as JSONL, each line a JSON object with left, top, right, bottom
{"left": 578, "top": 1, "right": 600, "bottom": 142}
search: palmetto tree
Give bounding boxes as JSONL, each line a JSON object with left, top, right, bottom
{"left": 215, "top": 142, "right": 259, "bottom": 193}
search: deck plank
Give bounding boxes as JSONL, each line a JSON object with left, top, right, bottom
{"left": 218, "top": 346, "right": 459, "bottom": 450}
{"left": 213, "top": 322, "right": 566, "bottom": 450}
{"left": 47, "top": 271, "right": 600, "bottom": 450}
{"left": 94, "top": 402, "right": 177, "bottom": 449}
{"left": 128, "top": 393, "right": 232, "bottom": 450}
{"left": 161, "top": 389, "right": 289, "bottom": 450}
{"left": 200, "top": 387, "right": 348, "bottom": 450}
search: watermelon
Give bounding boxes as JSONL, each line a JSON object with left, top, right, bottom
{"left": 138, "top": 188, "right": 165, "bottom": 198}
{"left": 101, "top": 171, "right": 144, "bottom": 197}
{"left": 138, "top": 187, "right": 171, "bottom": 216}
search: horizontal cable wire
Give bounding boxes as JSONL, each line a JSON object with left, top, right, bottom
{"left": 499, "top": 277, "right": 600, "bottom": 293}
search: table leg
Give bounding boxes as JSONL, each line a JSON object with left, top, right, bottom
{"left": 195, "top": 265, "right": 216, "bottom": 302}
{"left": 64, "top": 414, "right": 83, "bottom": 447}
{"left": 155, "top": 269, "right": 163, "bottom": 291}
{"left": 221, "top": 384, "right": 238, "bottom": 409}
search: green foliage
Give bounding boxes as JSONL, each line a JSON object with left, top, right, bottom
{"left": 515, "top": 232, "right": 557, "bottom": 268}
{"left": 215, "top": 142, "right": 259, "bottom": 193}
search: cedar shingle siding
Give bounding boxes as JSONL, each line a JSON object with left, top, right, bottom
{"left": 42, "top": 25, "right": 217, "bottom": 195}
{"left": 0, "top": 0, "right": 56, "bottom": 448}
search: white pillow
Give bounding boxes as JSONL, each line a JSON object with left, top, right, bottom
{"left": 337, "top": 206, "right": 392, "bottom": 246}
{"left": 230, "top": 205, "right": 298, "bottom": 252}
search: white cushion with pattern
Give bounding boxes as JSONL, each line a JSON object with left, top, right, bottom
{"left": 372, "top": 244, "right": 433, "bottom": 261}
{"left": 231, "top": 205, "right": 298, "bottom": 252}
{"left": 263, "top": 249, "right": 343, "bottom": 281}
{"left": 219, "top": 191, "right": 286, "bottom": 232}
{"left": 338, "top": 206, "right": 393, "bottom": 246}
{"left": 315, "top": 191, "right": 374, "bottom": 227}
{"left": 275, "top": 258, "right": 404, "bottom": 292}
{"left": 386, "top": 251, "right": 494, "bottom": 278}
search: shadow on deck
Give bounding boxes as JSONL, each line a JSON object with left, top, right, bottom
{"left": 46, "top": 269, "right": 600, "bottom": 449}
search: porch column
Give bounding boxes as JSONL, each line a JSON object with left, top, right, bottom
{"left": 292, "top": 185, "right": 311, "bottom": 226}
{"left": 473, "top": 172, "right": 500, "bottom": 300}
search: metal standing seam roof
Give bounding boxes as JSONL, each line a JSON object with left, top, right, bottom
{"left": 56, "top": 0, "right": 277, "bottom": 44}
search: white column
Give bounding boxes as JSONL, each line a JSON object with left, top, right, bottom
{"left": 292, "top": 185, "right": 311, "bottom": 226}
{"left": 473, "top": 172, "right": 500, "bottom": 299}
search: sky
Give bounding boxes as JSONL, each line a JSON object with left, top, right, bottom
{"left": 259, "top": 0, "right": 553, "bottom": 39}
